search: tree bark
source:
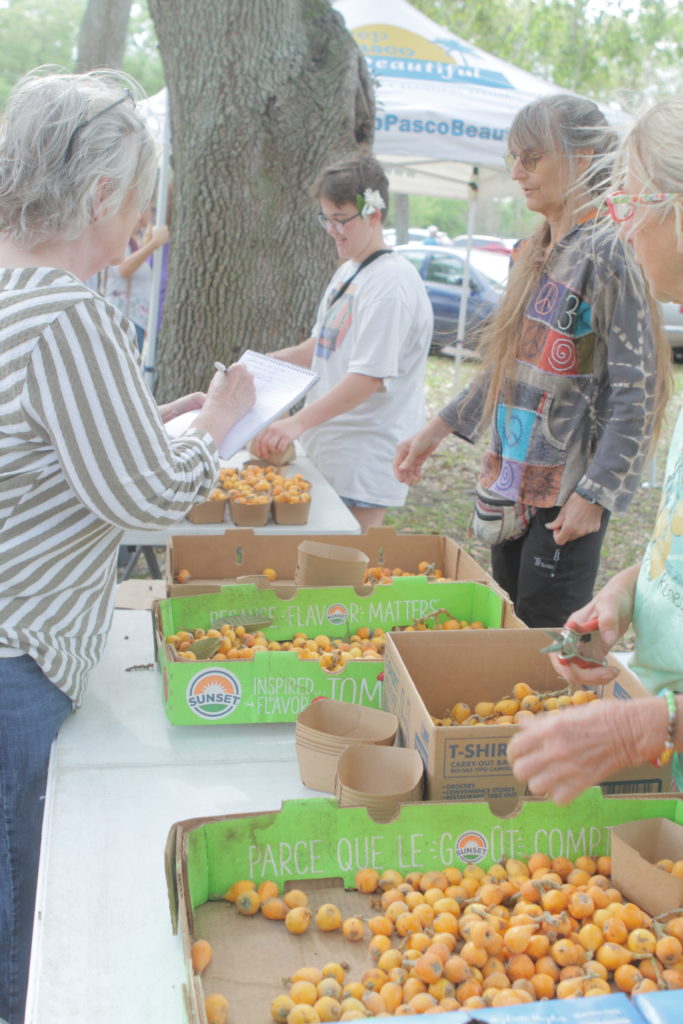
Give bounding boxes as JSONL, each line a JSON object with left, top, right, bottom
{"left": 148, "top": 0, "right": 374, "bottom": 401}
{"left": 75, "top": 0, "right": 133, "bottom": 71}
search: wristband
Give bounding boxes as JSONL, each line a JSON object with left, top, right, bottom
{"left": 654, "top": 689, "right": 677, "bottom": 767}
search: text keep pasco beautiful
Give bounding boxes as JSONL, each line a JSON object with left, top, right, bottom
{"left": 375, "top": 111, "right": 507, "bottom": 142}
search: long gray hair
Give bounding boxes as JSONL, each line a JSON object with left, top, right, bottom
{"left": 0, "top": 67, "right": 158, "bottom": 248}
{"left": 470, "top": 94, "right": 619, "bottom": 427}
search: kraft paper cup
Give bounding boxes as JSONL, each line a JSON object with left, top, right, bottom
{"left": 296, "top": 700, "right": 397, "bottom": 745}
{"left": 295, "top": 700, "right": 398, "bottom": 793}
{"left": 334, "top": 745, "right": 424, "bottom": 820}
{"left": 295, "top": 540, "right": 369, "bottom": 587}
{"left": 273, "top": 498, "right": 311, "bottom": 525}
{"left": 229, "top": 496, "right": 271, "bottom": 527}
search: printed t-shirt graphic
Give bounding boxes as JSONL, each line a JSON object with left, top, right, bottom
{"left": 316, "top": 287, "right": 354, "bottom": 360}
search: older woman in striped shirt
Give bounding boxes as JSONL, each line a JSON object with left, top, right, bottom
{"left": 0, "top": 69, "right": 255, "bottom": 1023}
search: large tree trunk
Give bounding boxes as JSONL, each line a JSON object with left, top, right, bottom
{"left": 148, "top": 0, "right": 374, "bottom": 401}
{"left": 75, "top": 0, "right": 133, "bottom": 71}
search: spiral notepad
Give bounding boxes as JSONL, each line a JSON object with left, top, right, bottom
{"left": 165, "top": 349, "right": 318, "bottom": 459}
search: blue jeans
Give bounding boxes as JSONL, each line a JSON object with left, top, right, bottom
{"left": 0, "top": 656, "right": 72, "bottom": 1024}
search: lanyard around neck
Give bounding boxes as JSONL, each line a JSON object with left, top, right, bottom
{"left": 328, "top": 249, "right": 391, "bottom": 309}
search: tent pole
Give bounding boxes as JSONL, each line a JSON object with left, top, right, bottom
{"left": 394, "top": 193, "right": 409, "bottom": 244}
{"left": 452, "top": 168, "right": 479, "bottom": 394}
{"left": 143, "top": 90, "right": 171, "bottom": 396}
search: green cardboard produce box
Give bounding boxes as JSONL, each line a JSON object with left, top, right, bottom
{"left": 165, "top": 792, "right": 683, "bottom": 1024}
{"left": 165, "top": 527, "right": 524, "bottom": 629}
{"left": 156, "top": 577, "right": 505, "bottom": 725}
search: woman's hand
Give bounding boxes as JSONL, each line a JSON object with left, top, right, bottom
{"left": 508, "top": 695, "right": 668, "bottom": 805}
{"left": 157, "top": 391, "right": 205, "bottom": 424}
{"left": 545, "top": 493, "right": 604, "bottom": 545}
{"left": 192, "top": 364, "right": 256, "bottom": 445}
{"left": 549, "top": 564, "right": 640, "bottom": 687}
{"left": 393, "top": 416, "right": 452, "bottom": 485}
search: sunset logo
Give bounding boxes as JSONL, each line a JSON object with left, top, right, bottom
{"left": 186, "top": 668, "right": 241, "bottom": 720}
{"left": 455, "top": 830, "right": 488, "bottom": 864}
{"left": 327, "top": 602, "right": 348, "bottom": 625}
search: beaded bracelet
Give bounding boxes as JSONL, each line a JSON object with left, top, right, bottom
{"left": 654, "top": 688, "right": 678, "bottom": 767}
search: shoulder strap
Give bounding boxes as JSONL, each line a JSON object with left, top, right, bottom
{"left": 328, "top": 248, "right": 392, "bottom": 309}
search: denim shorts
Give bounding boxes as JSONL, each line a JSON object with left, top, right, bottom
{"left": 339, "top": 495, "right": 386, "bottom": 510}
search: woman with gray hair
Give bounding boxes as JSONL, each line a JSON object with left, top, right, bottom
{"left": 509, "top": 94, "right": 683, "bottom": 805}
{"left": 395, "top": 93, "right": 670, "bottom": 628}
{"left": 0, "top": 69, "right": 254, "bottom": 1022}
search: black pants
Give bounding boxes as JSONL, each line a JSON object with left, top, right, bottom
{"left": 490, "top": 505, "right": 611, "bottom": 628}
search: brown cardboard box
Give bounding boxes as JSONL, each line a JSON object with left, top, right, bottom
{"left": 165, "top": 795, "right": 683, "bottom": 1024}
{"left": 382, "top": 627, "right": 673, "bottom": 803}
{"left": 611, "top": 817, "right": 683, "bottom": 917}
{"left": 166, "top": 528, "right": 523, "bottom": 628}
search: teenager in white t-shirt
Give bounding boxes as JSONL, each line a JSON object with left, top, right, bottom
{"left": 252, "top": 152, "right": 433, "bottom": 529}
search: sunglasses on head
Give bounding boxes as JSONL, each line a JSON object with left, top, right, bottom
{"left": 63, "top": 90, "right": 134, "bottom": 163}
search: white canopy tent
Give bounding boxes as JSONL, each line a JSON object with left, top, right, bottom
{"left": 334, "top": 0, "right": 569, "bottom": 202}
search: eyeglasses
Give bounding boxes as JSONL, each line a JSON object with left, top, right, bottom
{"left": 604, "top": 190, "right": 680, "bottom": 223}
{"left": 504, "top": 150, "right": 545, "bottom": 173}
{"left": 63, "top": 90, "right": 134, "bottom": 163}
{"left": 317, "top": 211, "right": 362, "bottom": 233}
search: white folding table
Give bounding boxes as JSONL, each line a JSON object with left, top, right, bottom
{"left": 26, "top": 609, "right": 322, "bottom": 1024}
{"left": 120, "top": 447, "right": 359, "bottom": 556}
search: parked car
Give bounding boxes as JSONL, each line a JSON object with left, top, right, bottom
{"left": 661, "top": 302, "right": 683, "bottom": 362}
{"left": 382, "top": 227, "right": 451, "bottom": 246}
{"left": 450, "top": 234, "right": 516, "bottom": 255}
{"left": 396, "top": 243, "right": 504, "bottom": 355}
{"left": 398, "top": 241, "right": 683, "bottom": 362}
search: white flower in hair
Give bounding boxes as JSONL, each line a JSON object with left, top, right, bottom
{"left": 358, "top": 188, "right": 386, "bottom": 218}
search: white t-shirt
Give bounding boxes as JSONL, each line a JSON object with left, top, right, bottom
{"left": 301, "top": 251, "right": 433, "bottom": 507}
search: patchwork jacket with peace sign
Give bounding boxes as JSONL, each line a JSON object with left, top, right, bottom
{"left": 439, "top": 219, "right": 658, "bottom": 514}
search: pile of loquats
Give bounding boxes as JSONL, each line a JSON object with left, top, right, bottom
{"left": 165, "top": 611, "right": 485, "bottom": 666}
{"left": 208, "top": 464, "right": 312, "bottom": 508}
{"left": 431, "top": 680, "right": 601, "bottom": 728}
{"left": 363, "top": 562, "right": 452, "bottom": 586}
{"left": 190, "top": 858, "right": 683, "bottom": 1022}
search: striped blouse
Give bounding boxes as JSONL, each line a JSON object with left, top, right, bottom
{"left": 0, "top": 267, "right": 218, "bottom": 704}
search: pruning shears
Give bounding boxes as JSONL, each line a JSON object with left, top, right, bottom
{"left": 540, "top": 617, "right": 609, "bottom": 669}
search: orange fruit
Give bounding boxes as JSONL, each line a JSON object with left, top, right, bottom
{"left": 205, "top": 993, "right": 230, "bottom": 1023}
{"left": 285, "top": 906, "right": 311, "bottom": 934}
{"left": 190, "top": 938, "right": 212, "bottom": 973}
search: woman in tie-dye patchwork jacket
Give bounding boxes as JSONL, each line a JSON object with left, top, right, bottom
{"left": 394, "top": 93, "right": 670, "bottom": 629}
